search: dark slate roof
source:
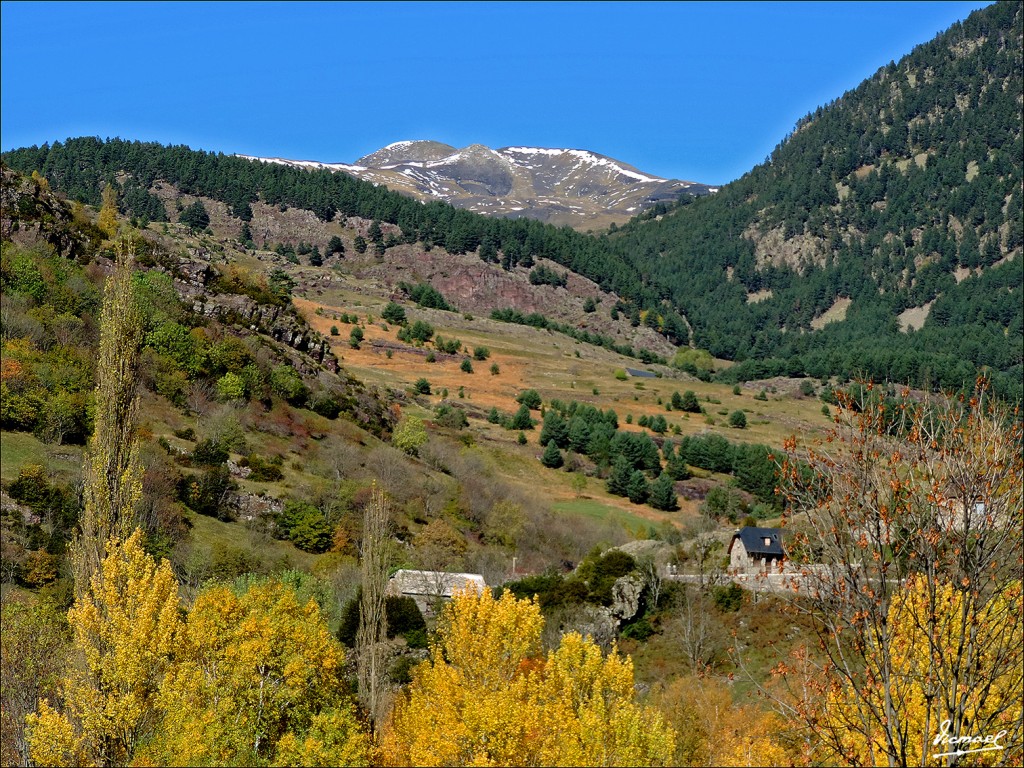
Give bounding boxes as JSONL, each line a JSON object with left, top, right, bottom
{"left": 731, "top": 526, "right": 785, "bottom": 558}
{"left": 625, "top": 367, "right": 657, "bottom": 378}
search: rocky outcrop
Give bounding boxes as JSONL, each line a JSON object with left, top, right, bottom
{"left": 0, "top": 165, "right": 92, "bottom": 258}
{"left": 165, "top": 251, "right": 339, "bottom": 373}
{"left": 608, "top": 571, "right": 646, "bottom": 623}
{"left": 354, "top": 245, "right": 678, "bottom": 357}
{"left": 225, "top": 491, "right": 283, "bottom": 523}
{"left": 563, "top": 604, "right": 618, "bottom": 650}
{"left": 190, "top": 292, "right": 337, "bottom": 371}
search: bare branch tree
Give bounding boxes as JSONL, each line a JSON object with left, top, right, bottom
{"left": 674, "top": 585, "right": 726, "bottom": 674}
{"left": 776, "top": 380, "right": 1023, "bottom": 767}
{"left": 186, "top": 380, "right": 215, "bottom": 429}
{"left": 692, "top": 532, "right": 722, "bottom": 590}
{"left": 637, "top": 554, "right": 665, "bottom": 611}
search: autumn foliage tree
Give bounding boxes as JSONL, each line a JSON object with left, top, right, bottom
{"left": 24, "top": 240, "right": 161, "bottom": 767}
{"left": 380, "top": 587, "right": 676, "bottom": 766}
{"left": 0, "top": 597, "right": 71, "bottom": 766}
{"left": 97, "top": 182, "right": 119, "bottom": 238}
{"left": 823, "top": 577, "right": 1022, "bottom": 766}
{"left": 25, "top": 530, "right": 182, "bottom": 767}
{"left": 140, "top": 578, "right": 368, "bottom": 766}
{"left": 15, "top": 236, "right": 370, "bottom": 768}
{"left": 70, "top": 239, "right": 145, "bottom": 597}
{"left": 357, "top": 485, "right": 393, "bottom": 731}
{"left": 774, "top": 380, "right": 1023, "bottom": 766}
{"left": 649, "top": 675, "right": 793, "bottom": 767}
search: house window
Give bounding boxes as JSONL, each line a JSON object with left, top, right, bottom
{"left": 763, "top": 537, "right": 772, "bottom": 546}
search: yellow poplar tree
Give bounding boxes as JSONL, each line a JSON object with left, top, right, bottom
{"left": 25, "top": 530, "right": 182, "bottom": 767}
{"left": 381, "top": 587, "right": 544, "bottom": 767}
{"left": 824, "top": 577, "right": 1023, "bottom": 767}
{"left": 534, "top": 632, "right": 676, "bottom": 767}
{"left": 98, "top": 182, "right": 120, "bottom": 238}
{"left": 71, "top": 239, "right": 145, "bottom": 598}
{"left": 142, "top": 579, "right": 368, "bottom": 767}
{"left": 381, "top": 587, "right": 676, "bottom": 767}
{"left": 25, "top": 239, "right": 162, "bottom": 767}
{"left": 357, "top": 485, "right": 392, "bottom": 730}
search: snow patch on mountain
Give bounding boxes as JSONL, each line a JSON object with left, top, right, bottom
{"left": 238, "top": 141, "right": 714, "bottom": 229}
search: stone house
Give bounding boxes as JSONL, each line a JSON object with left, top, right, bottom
{"left": 386, "top": 569, "right": 486, "bottom": 617}
{"left": 728, "top": 526, "right": 785, "bottom": 574}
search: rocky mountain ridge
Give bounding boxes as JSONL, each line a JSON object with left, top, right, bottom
{"left": 239, "top": 141, "right": 716, "bottom": 229}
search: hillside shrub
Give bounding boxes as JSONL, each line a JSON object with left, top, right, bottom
{"left": 394, "top": 415, "right": 428, "bottom": 456}
{"left": 711, "top": 582, "right": 746, "bottom": 612}
{"left": 275, "top": 500, "right": 332, "bottom": 553}
{"left": 435, "top": 404, "right": 468, "bottom": 429}
{"left": 178, "top": 465, "right": 233, "bottom": 520}
{"left": 270, "top": 365, "right": 309, "bottom": 407}
{"left": 309, "top": 393, "right": 342, "bottom": 419}
{"left": 516, "top": 389, "right": 542, "bottom": 410}
{"left": 191, "top": 439, "right": 228, "bottom": 466}
{"left": 243, "top": 453, "right": 284, "bottom": 482}
{"left": 381, "top": 301, "right": 406, "bottom": 325}
{"left": 729, "top": 410, "right": 747, "bottom": 429}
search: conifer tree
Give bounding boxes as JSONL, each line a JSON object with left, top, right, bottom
{"left": 626, "top": 470, "right": 650, "bottom": 504}
{"left": 649, "top": 473, "right": 678, "bottom": 511}
{"left": 510, "top": 403, "right": 534, "bottom": 430}
{"left": 567, "top": 417, "right": 591, "bottom": 453}
{"left": 665, "top": 451, "right": 691, "bottom": 481}
{"left": 179, "top": 199, "right": 210, "bottom": 232}
{"left": 606, "top": 455, "right": 633, "bottom": 496}
{"left": 541, "top": 440, "right": 564, "bottom": 469}
{"left": 679, "top": 390, "right": 701, "bottom": 413}
{"left": 540, "top": 410, "right": 568, "bottom": 448}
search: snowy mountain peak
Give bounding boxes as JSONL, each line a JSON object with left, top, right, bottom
{"left": 243, "top": 141, "right": 714, "bottom": 229}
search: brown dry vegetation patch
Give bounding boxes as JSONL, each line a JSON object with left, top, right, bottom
{"left": 810, "top": 297, "right": 851, "bottom": 330}
{"left": 897, "top": 301, "right": 933, "bottom": 332}
{"left": 294, "top": 293, "right": 828, "bottom": 463}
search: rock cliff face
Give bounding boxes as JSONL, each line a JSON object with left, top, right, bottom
{"left": 164, "top": 246, "right": 394, "bottom": 437}
{"left": 0, "top": 165, "right": 94, "bottom": 258}
{"left": 167, "top": 249, "right": 339, "bottom": 372}
{"left": 242, "top": 141, "right": 716, "bottom": 230}
{"left": 352, "top": 243, "right": 678, "bottom": 358}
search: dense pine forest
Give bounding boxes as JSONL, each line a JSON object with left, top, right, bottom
{"left": 3, "top": 3, "right": 1021, "bottom": 401}
{"left": 611, "top": 1, "right": 1022, "bottom": 399}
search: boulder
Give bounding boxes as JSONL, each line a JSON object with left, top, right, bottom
{"left": 609, "top": 571, "right": 646, "bottom": 623}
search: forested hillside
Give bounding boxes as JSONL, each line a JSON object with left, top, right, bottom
{"left": 608, "top": 1, "right": 1022, "bottom": 398}
{"left": 3, "top": 3, "right": 1020, "bottom": 399}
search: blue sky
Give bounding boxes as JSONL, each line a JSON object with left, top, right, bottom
{"left": 1, "top": 1, "right": 994, "bottom": 184}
